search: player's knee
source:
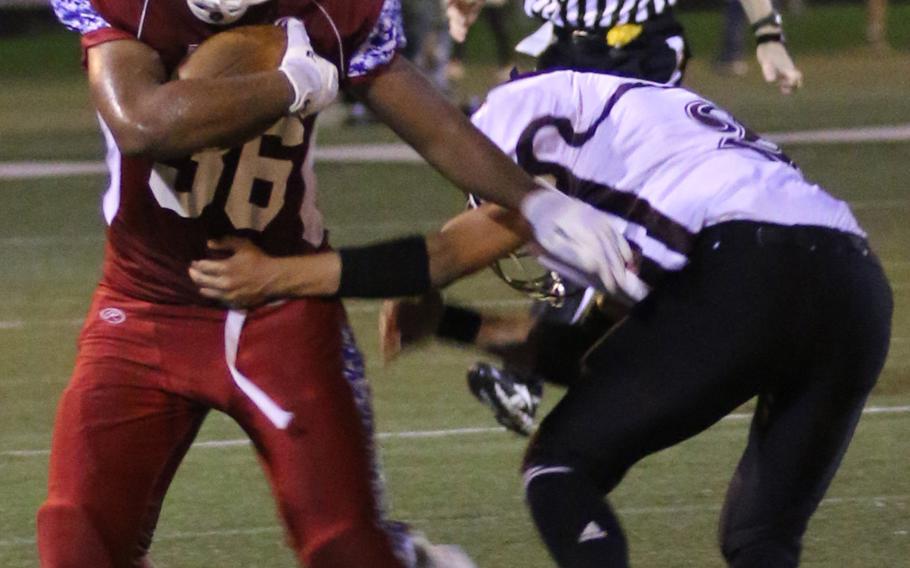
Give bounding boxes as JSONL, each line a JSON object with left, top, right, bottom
{"left": 37, "top": 501, "right": 115, "bottom": 568}
{"left": 306, "top": 523, "right": 404, "bottom": 568}
{"left": 522, "top": 462, "right": 629, "bottom": 568}
{"left": 720, "top": 529, "right": 801, "bottom": 568}
{"left": 522, "top": 460, "right": 577, "bottom": 528}
{"left": 523, "top": 437, "right": 624, "bottom": 495}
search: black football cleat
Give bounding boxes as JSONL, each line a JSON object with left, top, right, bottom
{"left": 467, "top": 363, "right": 543, "bottom": 436}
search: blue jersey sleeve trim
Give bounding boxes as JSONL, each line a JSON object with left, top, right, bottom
{"left": 347, "top": 0, "right": 406, "bottom": 78}
{"left": 51, "top": 0, "right": 111, "bottom": 34}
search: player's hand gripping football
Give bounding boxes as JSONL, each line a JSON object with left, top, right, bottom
{"left": 379, "top": 292, "right": 445, "bottom": 364}
{"left": 520, "top": 187, "right": 648, "bottom": 305}
{"left": 277, "top": 18, "right": 338, "bottom": 115}
{"left": 756, "top": 41, "right": 803, "bottom": 94}
{"left": 189, "top": 237, "right": 287, "bottom": 308}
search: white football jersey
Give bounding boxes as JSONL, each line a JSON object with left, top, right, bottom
{"left": 471, "top": 71, "right": 862, "bottom": 276}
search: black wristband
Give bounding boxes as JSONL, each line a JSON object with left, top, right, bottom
{"left": 755, "top": 32, "right": 785, "bottom": 45}
{"left": 337, "top": 236, "right": 431, "bottom": 298}
{"left": 435, "top": 305, "right": 483, "bottom": 345}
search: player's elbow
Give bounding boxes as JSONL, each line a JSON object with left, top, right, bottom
{"left": 110, "top": 126, "right": 157, "bottom": 158}
{"left": 105, "top": 111, "right": 184, "bottom": 160}
{"left": 111, "top": 121, "right": 167, "bottom": 159}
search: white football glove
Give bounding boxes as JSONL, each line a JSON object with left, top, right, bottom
{"left": 521, "top": 187, "right": 648, "bottom": 305}
{"left": 446, "top": 0, "right": 485, "bottom": 43}
{"left": 756, "top": 41, "right": 803, "bottom": 94}
{"left": 277, "top": 18, "right": 338, "bottom": 116}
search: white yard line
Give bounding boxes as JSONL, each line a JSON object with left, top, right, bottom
{"left": 2, "top": 123, "right": 910, "bottom": 181}
{"left": 0, "top": 161, "right": 108, "bottom": 179}
{"left": 314, "top": 144, "right": 421, "bottom": 163}
{"left": 2, "top": 405, "right": 909, "bottom": 459}
{"left": 767, "top": 123, "right": 910, "bottom": 145}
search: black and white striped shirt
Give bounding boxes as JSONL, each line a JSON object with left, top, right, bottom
{"left": 524, "top": 0, "right": 680, "bottom": 29}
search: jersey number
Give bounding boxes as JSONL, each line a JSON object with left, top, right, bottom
{"left": 149, "top": 118, "right": 306, "bottom": 231}
{"left": 685, "top": 101, "right": 793, "bottom": 166}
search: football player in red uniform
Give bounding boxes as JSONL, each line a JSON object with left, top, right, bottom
{"left": 43, "top": 0, "right": 642, "bottom": 566}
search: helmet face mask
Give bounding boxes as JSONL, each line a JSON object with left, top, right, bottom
{"left": 186, "top": 0, "right": 270, "bottom": 25}
{"left": 490, "top": 252, "right": 569, "bottom": 306}
{"left": 465, "top": 192, "right": 568, "bottom": 305}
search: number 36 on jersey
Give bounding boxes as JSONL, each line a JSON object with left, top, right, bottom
{"left": 149, "top": 116, "right": 306, "bottom": 232}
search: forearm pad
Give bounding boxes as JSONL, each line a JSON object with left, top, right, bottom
{"left": 337, "top": 236, "right": 431, "bottom": 298}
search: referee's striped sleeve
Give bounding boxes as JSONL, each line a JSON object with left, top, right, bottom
{"left": 524, "top": 0, "right": 678, "bottom": 28}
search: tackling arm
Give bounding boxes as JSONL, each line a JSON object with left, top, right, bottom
{"left": 188, "top": 203, "right": 530, "bottom": 307}
{"left": 429, "top": 204, "right": 531, "bottom": 285}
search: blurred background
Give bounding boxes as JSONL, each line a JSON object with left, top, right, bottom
{"left": 1, "top": 1, "right": 908, "bottom": 567}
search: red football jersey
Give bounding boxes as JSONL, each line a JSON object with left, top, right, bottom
{"left": 51, "top": 0, "right": 405, "bottom": 304}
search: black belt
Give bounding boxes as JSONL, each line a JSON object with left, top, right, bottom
{"left": 696, "top": 221, "right": 870, "bottom": 256}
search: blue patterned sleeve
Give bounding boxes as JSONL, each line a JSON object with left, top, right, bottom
{"left": 51, "top": 0, "right": 111, "bottom": 34}
{"left": 347, "top": 0, "right": 406, "bottom": 79}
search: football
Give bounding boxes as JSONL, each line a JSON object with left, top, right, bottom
{"left": 177, "top": 25, "right": 286, "bottom": 80}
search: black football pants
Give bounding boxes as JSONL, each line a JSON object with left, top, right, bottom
{"left": 523, "top": 221, "right": 893, "bottom": 567}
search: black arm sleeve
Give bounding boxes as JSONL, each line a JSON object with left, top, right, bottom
{"left": 337, "top": 235, "right": 431, "bottom": 298}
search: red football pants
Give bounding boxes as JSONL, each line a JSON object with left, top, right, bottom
{"left": 37, "top": 286, "right": 404, "bottom": 568}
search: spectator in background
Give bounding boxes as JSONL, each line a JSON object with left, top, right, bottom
{"left": 447, "top": 0, "right": 516, "bottom": 82}
{"left": 403, "top": 0, "right": 453, "bottom": 95}
{"left": 715, "top": 0, "right": 749, "bottom": 76}
{"left": 715, "top": 0, "right": 805, "bottom": 77}
{"left": 349, "top": 0, "right": 453, "bottom": 125}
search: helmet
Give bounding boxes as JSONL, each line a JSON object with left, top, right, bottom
{"left": 466, "top": 193, "right": 569, "bottom": 307}
{"left": 186, "top": 0, "right": 271, "bottom": 25}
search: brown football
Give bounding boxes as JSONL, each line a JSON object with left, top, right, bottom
{"left": 177, "top": 25, "right": 286, "bottom": 80}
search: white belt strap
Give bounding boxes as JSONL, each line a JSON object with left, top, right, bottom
{"left": 224, "top": 310, "right": 294, "bottom": 429}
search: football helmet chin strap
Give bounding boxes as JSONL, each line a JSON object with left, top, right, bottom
{"left": 186, "top": 0, "right": 272, "bottom": 25}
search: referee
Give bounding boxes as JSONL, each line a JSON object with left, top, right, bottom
{"left": 447, "top": 0, "right": 803, "bottom": 92}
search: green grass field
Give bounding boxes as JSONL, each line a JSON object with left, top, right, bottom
{"left": 1, "top": 4, "right": 909, "bottom": 567}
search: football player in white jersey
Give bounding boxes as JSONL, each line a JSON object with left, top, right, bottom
{"left": 189, "top": 69, "right": 892, "bottom": 567}
{"left": 449, "top": 0, "right": 804, "bottom": 438}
